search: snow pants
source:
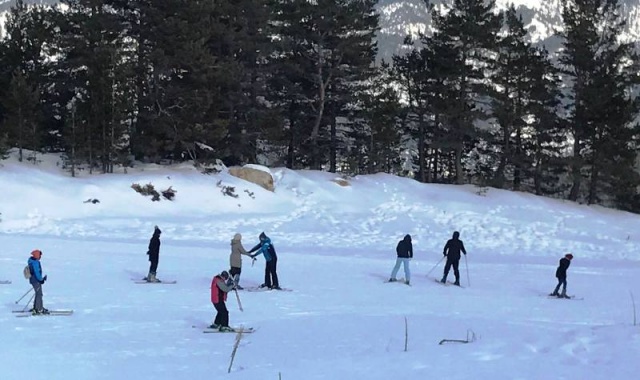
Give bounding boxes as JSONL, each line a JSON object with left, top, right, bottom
{"left": 213, "top": 302, "right": 229, "bottom": 327}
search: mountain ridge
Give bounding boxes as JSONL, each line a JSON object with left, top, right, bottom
{"left": 2, "top": 0, "right": 640, "bottom": 61}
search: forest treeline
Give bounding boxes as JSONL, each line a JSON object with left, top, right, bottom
{"left": 1, "top": 0, "right": 639, "bottom": 211}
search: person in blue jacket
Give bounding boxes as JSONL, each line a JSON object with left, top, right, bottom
{"left": 248, "top": 232, "right": 280, "bottom": 290}
{"left": 28, "top": 249, "right": 48, "bottom": 315}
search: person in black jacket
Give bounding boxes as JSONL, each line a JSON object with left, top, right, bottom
{"left": 388, "top": 234, "right": 413, "bottom": 285}
{"left": 550, "top": 253, "right": 573, "bottom": 298}
{"left": 441, "top": 231, "right": 466, "bottom": 286}
{"left": 145, "top": 226, "right": 162, "bottom": 282}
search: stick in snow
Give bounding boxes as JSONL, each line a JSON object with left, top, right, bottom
{"left": 439, "top": 329, "right": 476, "bottom": 345}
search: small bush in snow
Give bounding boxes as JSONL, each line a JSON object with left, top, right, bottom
{"left": 217, "top": 180, "right": 238, "bottom": 198}
{"left": 131, "top": 183, "right": 161, "bottom": 201}
{"left": 162, "top": 186, "right": 176, "bottom": 201}
{"left": 244, "top": 189, "right": 255, "bottom": 199}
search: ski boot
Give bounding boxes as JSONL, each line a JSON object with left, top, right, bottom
{"left": 405, "top": 280, "right": 410, "bottom": 286}
{"left": 147, "top": 272, "right": 161, "bottom": 283}
{"left": 440, "top": 276, "right": 446, "bottom": 284}
{"left": 219, "top": 326, "right": 235, "bottom": 332}
{"left": 208, "top": 324, "right": 220, "bottom": 329}
{"left": 388, "top": 278, "right": 397, "bottom": 282}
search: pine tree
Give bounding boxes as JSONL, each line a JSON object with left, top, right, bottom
{"left": 270, "top": 0, "right": 379, "bottom": 170}
{"left": 559, "top": 0, "right": 640, "bottom": 205}
{"left": 0, "top": 0, "right": 52, "bottom": 162}
{"left": 428, "top": 0, "right": 502, "bottom": 184}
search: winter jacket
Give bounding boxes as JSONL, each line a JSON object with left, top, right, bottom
{"left": 249, "top": 233, "right": 277, "bottom": 262}
{"left": 147, "top": 228, "right": 161, "bottom": 260}
{"left": 443, "top": 231, "right": 466, "bottom": 261}
{"left": 230, "top": 233, "right": 251, "bottom": 268}
{"left": 211, "top": 275, "right": 233, "bottom": 304}
{"left": 28, "top": 257, "right": 44, "bottom": 282}
{"left": 396, "top": 235, "right": 413, "bottom": 258}
{"left": 555, "top": 257, "right": 571, "bottom": 279}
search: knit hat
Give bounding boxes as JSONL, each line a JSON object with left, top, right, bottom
{"left": 220, "top": 271, "right": 229, "bottom": 279}
{"left": 565, "top": 253, "right": 573, "bottom": 260}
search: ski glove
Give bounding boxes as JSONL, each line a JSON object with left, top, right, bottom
{"left": 39, "top": 275, "right": 47, "bottom": 284}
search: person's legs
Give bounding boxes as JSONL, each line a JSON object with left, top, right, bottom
{"left": 230, "top": 267, "right": 242, "bottom": 289}
{"left": 213, "top": 302, "right": 229, "bottom": 326}
{"left": 452, "top": 260, "right": 460, "bottom": 285}
{"left": 30, "top": 278, "right": 43, "bottom": 311}
{"left": 390, "top": 258, "right": 402, "bottom": 280}
{"left": 402, "top": 258, "right": 411, "bottom": 283}
{"left": 442, "top": 259, "right": 452, "bottom": 282}
{"left": 269, "top": 257, "right": 279, "bottom": 288}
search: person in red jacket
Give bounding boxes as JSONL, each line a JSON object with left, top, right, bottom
{"left": 210, "top": 270, "right": 235, "bottom": 331}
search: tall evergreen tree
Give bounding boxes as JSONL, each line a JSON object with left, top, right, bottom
{"left": 271, "top": 0, "right": 379, "bottom": 170}
{"left": 558, "top": 0, "right": 640, "bottom": 205}
{"left": 0, "top": 0, "right": 52, "bottom": 161}
{"left": 427, "top": 0, "right": 502, "bottom": 184}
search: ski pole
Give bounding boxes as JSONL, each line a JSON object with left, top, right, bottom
{"left": 233, "top": 288, "right": 244, "bottom": 312}
{"left": 15, "top": 287, "right": 33, "bottom": 304}
{"left": 426, "top": 256, "right": 445, "bottom": 278}
{"left": 21, "top": 294, "right": 35, "bottom": 312}
{"left": 464, "top": 254, "right": 470, "bottom": 287}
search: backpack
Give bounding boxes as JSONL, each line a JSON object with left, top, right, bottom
{"left": 23, "top": 265, "right": 31, "bottom": 280}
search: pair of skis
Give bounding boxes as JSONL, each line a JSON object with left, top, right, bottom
{"left": 14, "top": 309, "right": 74, "bottom": 317}
{"left": 132, "top": 278, "right": 177, "bottom": 284}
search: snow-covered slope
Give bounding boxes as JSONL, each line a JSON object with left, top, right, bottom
{"left": 1, "top": 151, "right": 639, "bottom": 379}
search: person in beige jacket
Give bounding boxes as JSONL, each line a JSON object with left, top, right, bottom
{"left": 229, "top": 233, "right": 254, "bottom": 289}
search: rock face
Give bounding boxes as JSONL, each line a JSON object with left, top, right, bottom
{"left": 228, "top": 166, "right": 274, "bottom": 192}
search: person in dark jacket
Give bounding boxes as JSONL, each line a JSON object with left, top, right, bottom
{"left": 441, "top": 231, "right": 467, "bottom": 286}
{"left": 550, "top": 253, "right": 573, "bottom": 298}
{"left": 389, "top": 234, "right": 413, "bottom": 285}
{"left": 248, "top": 232, "right": 280, "bottom": 290}
{"left": 28, "top": 249, "right": 48, "bottom": 315}
{"left": 210, "top": 270, "right": 235, "bottom": 332}
{"left": 145, "top": 226, "right": 161, "bottom": 282}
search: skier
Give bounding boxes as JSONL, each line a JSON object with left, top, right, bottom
{"left": 248, "top": 232, "right": 280, "bottom": 290}
{"left": 389, "top": 234, "right": 413, "bottom": 285}
{"left": 210, "top": 270, "right": 236, "bottom": 332}
{"left": 550, "top": 253, "right": 573, "bottom": 298}
{"left": 441, "top": 231, "right": 467, "bottom": 286}
{"left": 27, "top": 249, "right": 48, "bottom": 315}
{"left": 145, "top": 225, "right": 162, "bottom": 282}
{"left": 229, "top": 233, "right": 254, "bottom": 290}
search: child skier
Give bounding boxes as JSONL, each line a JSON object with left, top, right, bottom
{"left": 550, "top": 253, "right": 573, "bottom": 298}
{"left": 210, "top": 270, "right": 236, "bottom": 332}
{"left": 145, "top": 226, "right": 162, "bottom": 282}
{"left": 27, "top": 249, "right": 48, "bottom": 315}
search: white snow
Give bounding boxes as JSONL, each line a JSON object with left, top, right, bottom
{"left": 0, "top": 150, "right": 639, "bottom": 380}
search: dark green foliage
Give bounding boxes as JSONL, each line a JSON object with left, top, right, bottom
{"left": 558, "top": 0, "right": 640, "bottom": 207}
{"left": 0, "top": 0, "right": 639, "bottom": 214}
